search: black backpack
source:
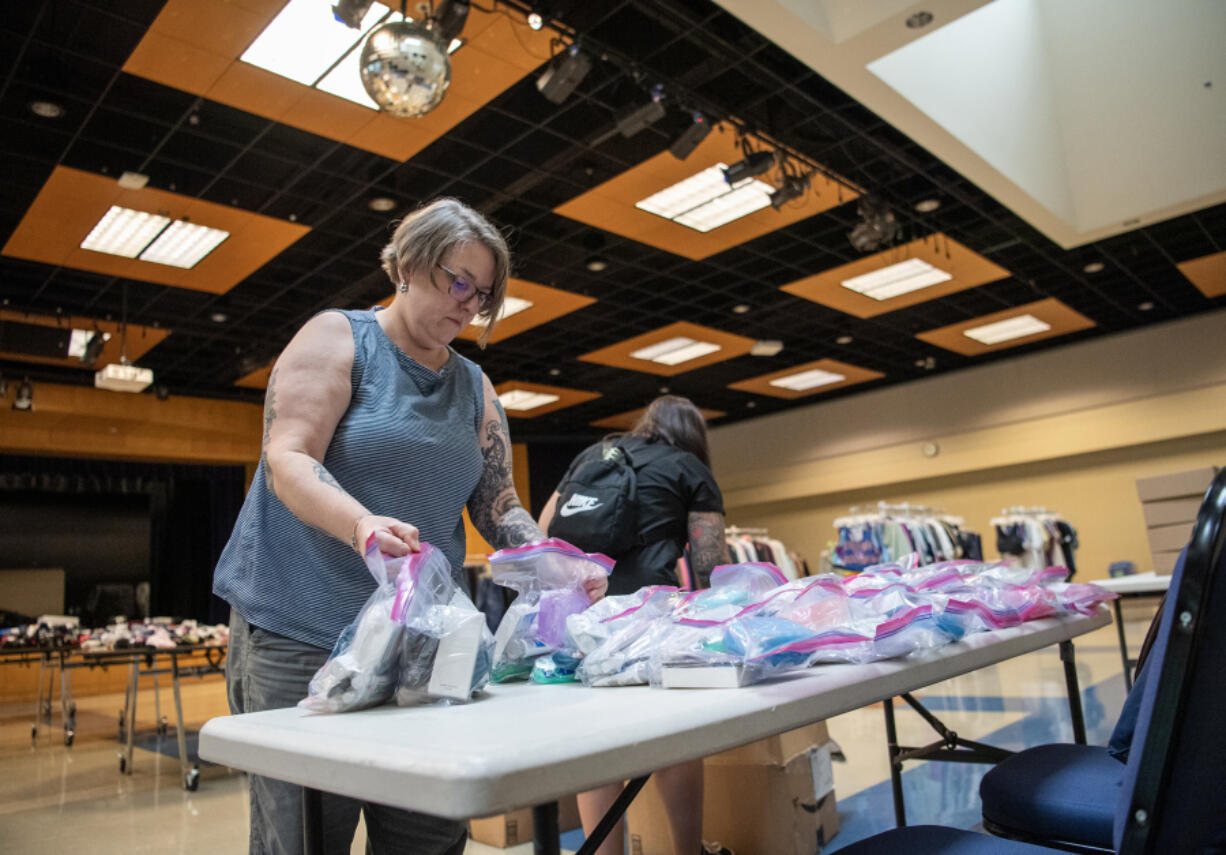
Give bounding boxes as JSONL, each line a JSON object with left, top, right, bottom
{"left": 547, "top": 440, "right": 659, "bottom": 557}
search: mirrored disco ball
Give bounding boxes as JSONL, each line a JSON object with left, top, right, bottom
{"left": 359, "top": 21, "right": 450, "bottom": 118}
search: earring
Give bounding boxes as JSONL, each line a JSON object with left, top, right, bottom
{"left": 398, "top": 280, "right": 408, "bottom": 293}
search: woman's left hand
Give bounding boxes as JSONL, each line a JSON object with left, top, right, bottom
{"left": 582, "top": 574, "right": 608, "bottom": 603}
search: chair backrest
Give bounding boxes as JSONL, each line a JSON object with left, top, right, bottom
{"left": 1115, "top": 467, "right": 1226, "bottom": 854}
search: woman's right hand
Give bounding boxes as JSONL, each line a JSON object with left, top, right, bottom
{"left": 353, "top": 514, "right": 420, "bottom": 557}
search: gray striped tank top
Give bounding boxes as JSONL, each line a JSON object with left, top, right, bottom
{"left": 212, "top": 308, "right": 485, "bottom": 649}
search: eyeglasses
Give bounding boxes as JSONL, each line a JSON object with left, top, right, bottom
{"left": 436, "top": 263, "right": 494, "bottom": 312}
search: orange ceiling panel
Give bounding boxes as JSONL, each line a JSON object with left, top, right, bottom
{"left": 458, "top": 278, "right": 596, "bottom": 345}
{"left": 2, "top": 166, "right": 309, "bottom": 295}
{"left": 728, "top": 358, "right": 884, "bottom": 400}
{"left": 0, "top": 309, "right": 168, "bottom": 371}
{"left": 122, "top": 0, "right": 552, "bottom": 163}
{"left": 236, "top": 363, "right": 275, "bottom": 390}
{"left": 781, "top": 234, "right": 1011, "bottom": 318}
{"left": 915, "top": 298, "right": 1096, "bottom": 356}
{"left": 495, "top": 381, "right": 601, "bottom": 419}
{"left": 1177, "top": 251, "right": 1226, "bottom": 298}
{"left": 590, "top": 405, "right": 726, "bottom": 431}
{"left": 579, "top": 321, "right": 757, "bottom": 377}
{"left": 554, "top": 124, "right": 856, "bottom": 260}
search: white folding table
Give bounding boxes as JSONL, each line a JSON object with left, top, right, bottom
{"left": 200, "top": 609, "right": 1109, "bottom": 854}
{"left": 1090, "top": 572, "right": 1172, "bottom": 689}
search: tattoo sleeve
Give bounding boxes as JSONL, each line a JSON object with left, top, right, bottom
{"left": 261, "top": 367, "right": 279, "bottom": 496}
{"left": 687, "top": 511, "right": 729, "bottom": 588}
{"left": 469, "top": 400, "right": 545, "bottom": 549}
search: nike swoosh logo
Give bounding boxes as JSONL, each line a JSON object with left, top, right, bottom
{"left": 559, "top": 495, "right": 601, "bottom": 517}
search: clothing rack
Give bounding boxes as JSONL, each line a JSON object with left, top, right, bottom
{"left": 725, "top": 525, "right": 769, "bottom": 536}
{"left": 834, "top": 501, "right": 964, "bottom": 528}
{"left": 989, "top": 507, "right": 1061, "bottom": 527}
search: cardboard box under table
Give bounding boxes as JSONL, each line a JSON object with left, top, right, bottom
{"left": 469, "top": 795, "right": 581, "bottom": 847}
{"left": 627, "top": 721, "right": 839, "bottom": 855}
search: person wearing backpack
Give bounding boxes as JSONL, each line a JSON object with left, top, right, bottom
{"left": 538, "top": 394, "right": 731, "bottom": 855}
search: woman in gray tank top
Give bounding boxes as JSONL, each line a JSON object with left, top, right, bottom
{"left": 214, "top": 198, "right": 607, "bottom": 855}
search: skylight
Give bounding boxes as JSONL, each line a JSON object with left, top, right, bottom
{"left": 241, "top": 0, "right": 462, "bottom": 111}
{"left": 629, "top": 336, "right": 722, "bottom": 365}
{"left": 498, "top": 389, "right": 560, "bottom": 411}
{"left": 78, "top": 206, "right": 230, "bottom": 269}
{"left": 841, "top": 258, "right": 953, "bottom": 301}
{"left": 636, "top": 165, "right": 774, "bottom": 233}
{"left": 769, "top": 368, "right": 846, "bottom": 391}
{"left": 963, "top": 314, "right": 1052, "bottom": 345}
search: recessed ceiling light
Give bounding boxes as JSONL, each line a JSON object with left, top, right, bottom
{"left": 906, "top": 11, "right": 934, "bottom": 28}
{"left": 750, "top": 339, "right": 784, "bottom": 357}
{"left": 80, "top": 206, "right": 172, "bottom": 258}
{"left": 1083, "top": 261, "right": 1105, "bottom": 274}
{"left": 658, "top": 386, "right": 669, "bottom": 394}
{"left": 29, "top": 100, "right": 65, "bottom": 119}
{"left": 769, "top": 368, "right": 846, "bottom": 391}
{"left": 585, "top": 256, "right": 609, "bottom": 272}
{"left": 842, "top": 257, "right": 952, "bottom": 301}
{"left": 1137, "top": 301, "right": 1154, "bottom": 311}
{"left": 527, "top": 11, "right": 544, "bottom": 29}
{"left": 963, "top": 314, "right": 1051, "bottom": 345}
{"left": 117, "top": 171, "right": 149, "bottom": 190}
{"left": 548, "top": 368, "right": 561, "bottom": 376}
{"left": 138, "top": 220, "right": 230, "bottom": 268}
{"left": 745, "top": 401, "right": 756, "bottom": 408}
{"left": 368, "top": 197, "right": 396, "bottom": 212}
{"left": 630, "top": 336, "right": 722, "bottom": 366}
{"left": 836, "top": 335, "right": 854, "bottom": 345}
{"left": 498, "top": 389, "right": 559, "bottom": 411}
{"left": 469, "top": 296, "right": 533, "bottom": 327}
{"left": 242, "top": 0, "right": 408, "bottom": 111}
{"left": 914, "top": 198, "right": 941, "bottom": 213}
{"left": 210, "top": 311, "right": 230, "bottom": 323}
{"left": 732, "top": 304, "right": 751, "bottom": 314}
{"left": 636, "top": 165, "right": 775, "bottom": 233}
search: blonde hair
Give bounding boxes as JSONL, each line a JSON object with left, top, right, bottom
{"left": 379, "top": 197, "right": 510, "bottom": 348}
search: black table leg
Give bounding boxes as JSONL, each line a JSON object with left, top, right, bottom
{"left": 303, "top": 787, "right": 324, "bottom": 855}
{"left": 1059, "top": 640, "right": 1087, "bottom": 745}
{"left": 1113, "top": 598, "right": 1133, "bottom": 690}
{"left": 882, "top": 696, "right": 907, "bottom": 827}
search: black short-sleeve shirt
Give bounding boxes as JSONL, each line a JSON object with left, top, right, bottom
{"left": 557, "top": 435, "right": 724, "bottom": 595}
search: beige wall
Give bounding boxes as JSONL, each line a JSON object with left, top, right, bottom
{"left": 710, "top": 308, "right": 1226, "bottom": 578}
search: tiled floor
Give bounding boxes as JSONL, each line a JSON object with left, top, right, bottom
{"left": 0, "top": 598, "right": 1157, "bottom": 854}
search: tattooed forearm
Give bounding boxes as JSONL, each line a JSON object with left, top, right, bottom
{"left": 261, "top": 367, "right": 279, "bottom": 496}
{"left": 311, "top": 461, "right": 347, "bottom": 494}
{"left": 487, "top": 507, "right": 545, "bottom": 550}
{"left": 469, "top": 401, "right": 541, "bottom": 546}
{"left": 688, "top": 511, "right": 729, "bottom": 588}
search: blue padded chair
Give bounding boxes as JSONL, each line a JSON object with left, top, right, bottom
{"left": 836, "top": 467, "right": 1226, "bottom": 855}
{"left": 976, "top": 570, "right": 1167, "bottom": 852}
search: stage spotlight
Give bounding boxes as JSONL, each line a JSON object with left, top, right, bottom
{"left": 769, "top": 173, "right": 810, "bottom": 210}
{"left": 13, "top": 378, "right": 33, "bottom": 412}
{"left": 536, "top": 45, "right": 591, "bottom": 104}
{"left": 722, "top": 150, "right": 775, "bottom": 185}
{"left": 669, "top": 112, "right": 711, "bottom": 160}
{"left": 847, "top": 195, "right": 899, "bottom": 253}
{"left": 616, "top": 97, "right": 666, "bottom": 138}
{"left": 434, "top": 0, "right": 469, "bottom": 42}
{"left": 332, "top": 0, "right": 375, "bottom": 28}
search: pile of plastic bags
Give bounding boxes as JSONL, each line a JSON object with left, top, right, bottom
{"left": 302, "top": 540, "right": 1117, "bottom": 710}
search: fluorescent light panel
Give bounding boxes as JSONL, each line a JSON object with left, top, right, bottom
{"left": 138, "top": 220, "right": 230, "bottom": 268}
{"left": 963, "top": 314, "right": 1051, "bottom": 345}
{"left": 636, "top": 165, "right": 774, "bottom": 233}
{"left": 841, "top": 258, "right": 952, "bottom": 301}
{"left": 80, "top": 206, "right": 170, "bottom": 258}
{"left": 629, "top": 336, "right": 722, "bottom": 365}
{"left": 498, "top": 389, "right": 559, "bottom": 411}
{"left": 769, "top": 368, "right": 845, "bottom": 391}
{"left": 469, "top": 296, "right": 533, "bottom": 327}
{"left": 242, "top": 0, "right": 462, "bottom": 111}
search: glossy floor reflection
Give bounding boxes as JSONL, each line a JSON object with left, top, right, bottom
{"left": 0, "top": 599, "right": 1157, "bottom": 855}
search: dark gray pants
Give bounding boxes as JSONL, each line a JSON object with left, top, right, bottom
{"left": 226, "top": 611, "right": 467, "bottom": 855}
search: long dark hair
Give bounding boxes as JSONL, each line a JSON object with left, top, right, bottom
{"left": 627, "top": 394, "right": 712, "bottom": 468}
